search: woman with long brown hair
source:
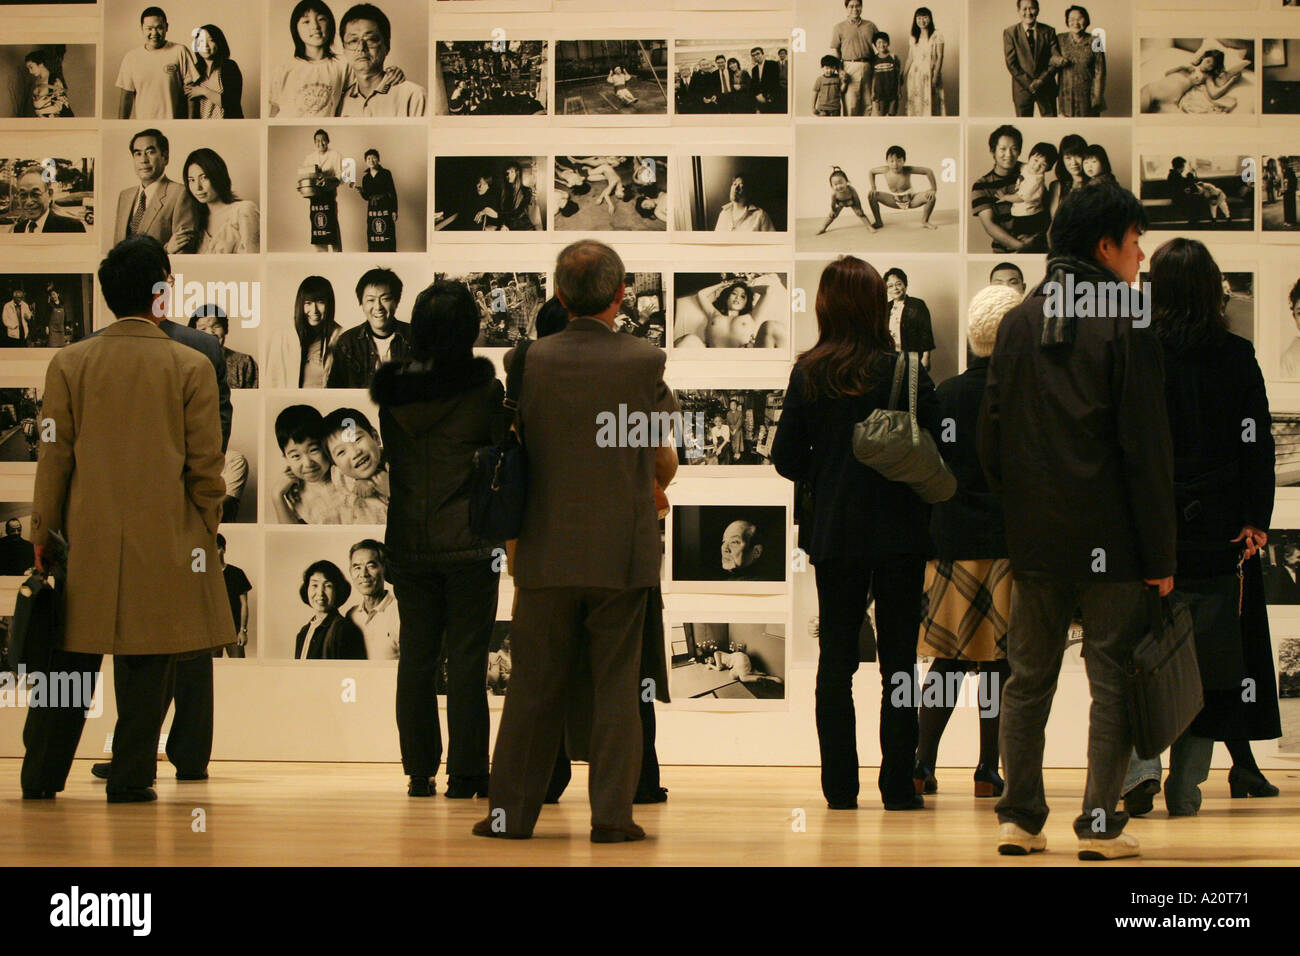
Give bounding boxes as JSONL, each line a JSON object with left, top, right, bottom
{"left": 771, "top": 255, "right": 942, "bottom": 811}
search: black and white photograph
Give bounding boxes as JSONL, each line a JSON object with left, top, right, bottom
{"left": 0, "top": 44, "right": 95, "bottom": 118}
{"left": 672, "top": 271, "right": 789, "bottom": 353}
{"left": 101, "top": 0, "right": 261, "bottom": 118}
{"left": 1262, "top": 530, "right": 1300, "bottom": 605}
{"left": 666, "top": 621, "right": 787, "bottom": 705}
{"left": 966, "top": 123, "right": 1132, "bottom": 254}
{"left": 102, "top": 124, "right": 258, "bottom": 253}
{"left": 266, "top": 0, "right": 427, "bottom": 118}
{"left": 1274, "top": 413, "right": 1300, "bottom": 490}
{"left": 220, "top": 390, "right": 261, "bottom": 523}
{"left": 0, "top": 501, "right": 34, "bottom": 575}
{"left": 795, "top": 0, "right": 960, "bottom": 117}
{"left": 670, "top": 504, "right": 788, "bottom": 590}
{"left": 0, "top": 386, "right": 42, "bottom": 463}
{"left": 674, "top": 388, "right": 783, "bottom": 467}
{"left": 1280, "top": 636, "right": 1300, "bottom": 753}
{"left": 436, "top": 621, "right": 512, "bottom": 701}
{"left": 796, "top": 123, "right": 960, "bottom": 253}
{"left": 434, "top": 40, "right": 546, "bottom": 115}
{"left": 1134, "top": 266, "right": 1253, "bottom": 341}
{"left": 262, "top": 529, "right": 399, "bottom": 660}
{"left": 553, "top": 155, "right": 667, "bottom": 231}
{"left": 1263, "top": 39, "right": 1300, "bottom": 114}
{"left": 613, "top": 272, "right": 667, "bottom": 347}
{"left": 433, "top": 155, "right": 546, "bottom": 232}
{"left": 671, "top": 155, "right": 788, "bottom": 235}
{"left": 0, "top": 156, "right": 93, "bottom": 235}
{"left": 1138, "top": 38, "right": 1255, "bottom": 117}
{"left": 0, "top": 273, "right": 91, "bottom": 347}
{"left": 268, "top": 124, "right": 427, "bottom": 253}
{"left": 434, "top": 270, "right": 546, "bottom": 347}
{"left": 672, "top": 39, "right": 789, "bottom": 115}
{"left": 1139, "top": 154, "right": 1255, "bottom": 231}
{"left": 554, "top": 40, "right": 669, "bottom": 116}
{"left": 968, "top": 0, "right": 1132, "bottom": 118}
{"left": 1263, "top": 154, "right": 1300, "bottom": 232}
{"left": 1278, "top": 271, "right": 1300, "bottom": 379}
{"left": 263, "top": 394, "right": 389, "bottom": 526}
{"left": 212, "top": 525, "right": 261, "bottom": 657}
{"left": 260, "top": 258, "right": 431, "bottom": 388}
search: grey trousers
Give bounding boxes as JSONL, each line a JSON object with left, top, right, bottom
{"left": 1122, "top": 732, "right": 1216, "bottom": 815}
{"left": 997, "top": 575, "right": 1148, "bottom": 838}
{"left": 487, "top": 585, "right": 647, "bottom": 837}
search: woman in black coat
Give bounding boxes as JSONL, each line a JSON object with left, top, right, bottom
{"left": 772, "top": 255, "right": 941, "bottom": 811}
{"left": 370, "top": 279, "right": 509, "bottom": 798}
{"left": 1121, "top": 238, "right": 1282, "bottom": 817}
{"left": 294, "top": 560, "right": 365, "bottom": 659}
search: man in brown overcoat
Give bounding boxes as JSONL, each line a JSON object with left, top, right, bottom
{"left": 21, "top": 235, "right": 231, "bottom": 803}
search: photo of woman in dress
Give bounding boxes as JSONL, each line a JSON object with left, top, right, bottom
{"left": 264, "top": 275, "right": 343, "bottom": 387}
{"left": 23, "top": 49, "right": 72, "bottom": 117}
{"left": 184, "top": 147, "right": 260, "bottom": 253}
{"left": 1056, "top": 5, "right": 1105, "bottom": 117}
{"left": 293, "top": 559, "right": 366, "bottom": 659}
{"left": 185, "top": 24, "right": 243, "bottom": 118}
{"left": 297, "top": 128, "right": 342, "bottom": 252}
{"left": 904, "top": 7, "right": 946, "bottom": 116}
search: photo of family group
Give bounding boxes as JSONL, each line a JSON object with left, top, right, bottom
{"left": 434, "top": 40, "right": 546, "bottom": 116}
{"left": 553, "top": 155, "right": 667, "bottom": 231}
{"left": 1139, "top": 155, "right": 1255, "bottom": 232}
{"left": 0, "top": 44, "right": 95, "bottom": 118}
{"left": 672, "top": 271, "right": 789, "bottom": 353}
{"left": 433, "top": 155, "right": 546, "bottom": 232}
{"left": 0, "top": 156, "right": 94, "bottom": 235}
{"left": 554, "top": 40, "right": 669, "bottom": 117}
{"left": 0, "top": 273, "right": 91, "bottom": 348}
{"left": 667, "top": 621, "right": 786, "bottom": 705}
{"left": 966, "top": 123, "right": 1131, "bottom": 254}
{"left": 795, "top": 0, "right": 961, "bottom": 116}
{"left": 101, "top": 125, "right": 257, "bottom": 253}
{"left": 675, "top": 388, "right": 783, "bottom": 467}
{"left": 672, "top": 39, "right": 789, "bottom": 116}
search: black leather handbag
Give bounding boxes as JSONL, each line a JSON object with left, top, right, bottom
{"left": 6, "top": 531, "right": 67, "bottom": 675}
{"left": 1126, "top": 588, "right": 1204, "bottom": 760}
{"left": 468, "top": 341, "right": 531, "bottom": 542}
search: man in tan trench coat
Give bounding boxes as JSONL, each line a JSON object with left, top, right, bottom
{"left": 21, "top": 235, "right": 231, "bottom": 803}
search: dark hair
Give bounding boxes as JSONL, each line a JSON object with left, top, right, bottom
{"left": 1028, "top": 141, "right": 1059, "bottom": 169}
{"left": 727, "top": 57, "right": 741, "bottom": 73}
{"left": 820, "top": 54, "right": 841, "bottom": 69}
{"left": 1195, "top": 49, "right": 1226, "bottom": 78}
{"left": 990, "top": 261, "right": 1024, "bottom": 282}
{"left": 340, "top": 3, "right": 391, "bottom": 46}
{"left": 355, "top": 267, "right": 401, "bottom": 304}
{"left": 750, "top": 47, "right": 763, "bottom": 56}
{"left": 140, "top": 6, "right": 167, "bottom": 24}
{"left": 363, "top": 148, "right": 379, "bottom": 162}
{"left": 1054, "top": 134, "right": 1089, "bottom": 190}
{"left": 294, "top": 275, "right": 337, "bottom": 349}
{"left": 23, "top": 49, "right": 66, "bottom": 86}
{"left": 554, "top": 240, "right": 624, "bottom": 317}
{"left": 129, "top": 128, "right": 168, "bottom": 157}
{"left": 216, "top": 532, "right": 226, "bottom": 548}
{"left": 886, "top": 145, "right": 906, "bottom": 161}
{"left": 188, "top": 303, "right": 228, "bottom": 333}
{"left": 1150, "top": 239, "right": 1227, "bottom": 351}
{"left": 313, "top": 128, "right": 329, "bottom": 143}
{"left": 713, "top": 280, "right": 754, "bottom": 315}
{"left": 829, "top": 165, "right": 849, "bottom": 184}
{"left": 1082, "top": 143, "right": 1112, "bottom": 177}
{"left": 406, "top": 279, "right": 478, "bottom": 363}
{"left": 193, "top": 24, "right": 231, "bottom": 75}
{"left": 348, "top": 538, "right": 387, "bottom": 565}
{"left": 1064, "top": 4, "right": 1090, "bottom": 28}
{"left": 1047, "top": 181, "right": 1149, "bottom": 261}
{"left": 874, "top": 32, "right": 890, "bottom": 45}
{"left": 98, "top": 235, "right": 170, "bottom": 319}
{"left": 989, "top": 124, "right": 1022, "bottom": 154}
{"left": 289, "top": 0, "right": 336, "bottom": 60}
{"left": 322, "top": 407, "right": 377, "bottom": 442}
{"left": 911, "top": 7, "right": 936, "bottom": 41}
{"left": 274, "top": 404, "right": 324, "bottom": 452}
{"left": 883, "top": 267, "right": 908, "bottom": 288}
{"left": 182, "top": 147, "right": 237, "bottom": 234}
{"left": 798, "top": 256, "right": 892, "bottom": 399}
{"left": 1289, "top": 277, "right": 1300, "bottom": 310}
{"left": 535, "top": 296, "right": 570, "bottom": 338}
{"left": 1171, "top": 156, "right": 1186, "bottom": 170}
{"left": 299, "top": 560, "right": 349, "bottom": 608}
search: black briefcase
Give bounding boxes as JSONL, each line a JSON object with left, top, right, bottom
{"left": 1126, "top": 588, "right": 1203, "bottom": 760}
{"left": 6, "top": 531, "right": 68, "bottom": 675}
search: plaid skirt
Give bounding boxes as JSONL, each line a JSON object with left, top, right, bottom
{"left": 917, "top": 558, "right": 1011, "bottom": 661}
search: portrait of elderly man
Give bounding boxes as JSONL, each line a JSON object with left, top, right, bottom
{"left": 337, "top": 3, "right": 426, "bottom": 117}
{"left": 113, "top": 128, "right": 197, "bottom": 252}
{"left": 7, "top": 168, "right": 86, "bottom": 233}
{"left": 344, "top": 538, "right": 400, "bottom": 661}
{"left": 721, "top": 519, "right": 780, "bottom": 581}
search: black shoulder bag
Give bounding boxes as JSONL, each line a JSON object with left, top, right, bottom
{"left": 1126, "top": 588, "right": 1203, "bottom": 759}
{"left": 468, "top": 341, "right": 531, "bottom": 542}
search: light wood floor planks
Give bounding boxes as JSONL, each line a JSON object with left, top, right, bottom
{"left": 3, "top": 759, "right": 1299, "bottom": 866}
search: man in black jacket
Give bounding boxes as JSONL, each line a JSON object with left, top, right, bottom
{"left": 327, "top": 267, "right": 411, "bottom": 389}
{"left": 978, "top": 182, "right": 1175, "bottom": 861}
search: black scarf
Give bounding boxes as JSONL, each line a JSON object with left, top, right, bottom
{"left": 1029, "top": 253, "right": 1125, "bottom": 348}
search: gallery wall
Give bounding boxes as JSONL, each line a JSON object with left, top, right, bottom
{"left": 0, "top": 0, "right": 1298, "bottom": 770}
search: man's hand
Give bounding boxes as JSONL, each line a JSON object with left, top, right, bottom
{"left": 1231, "top": 525, "right": 1268, "bottom": 560}
{"left": 1144, "top": 576, "right": 1174, "bottom": 597}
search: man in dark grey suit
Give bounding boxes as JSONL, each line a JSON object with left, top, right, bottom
{"left": 474, "top": 240, "right": 678, "bottom": 843}
{"left": 1002, "top": 0, "right": 1063, "bottom": 117}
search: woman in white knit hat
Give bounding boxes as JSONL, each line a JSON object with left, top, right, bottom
{"left": 913, "top": 283, "right": 1023, "bottom": 798}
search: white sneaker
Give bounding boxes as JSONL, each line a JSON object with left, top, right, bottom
{"left": 997, "top": 822, "right": 1047, "bottom": 855}
{"left": 1077, "top": 832, "right": 1140, "bottom": 861}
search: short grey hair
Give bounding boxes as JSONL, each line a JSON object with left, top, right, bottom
{"left": 554, "top": 240, "right": 625, "bottom": 317}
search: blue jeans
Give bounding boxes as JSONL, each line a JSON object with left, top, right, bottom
{"left": 1122, "top": 732, "right": 1216, "bottom": 815}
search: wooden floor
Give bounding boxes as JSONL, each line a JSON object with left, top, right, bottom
{"left": 4, "top": 759, "right": 1299, "bottom": 866}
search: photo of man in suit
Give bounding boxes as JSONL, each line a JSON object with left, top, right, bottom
{"left": 1264, "top": 539, "right": 1300, "bottom": 605}
{"left": 114, "top": 129, "right": 197, "bottom": 253}
{"left": 1003, "top": 0, "right": 1065, "bottom": 117}
{"left": 0, "top": 517, "right": 34, "bottom": 574}
{"left": 7, "top": 169, "right": 86, "bottom": 233}
{"left": 750, "top": 46, "right": 784, "bottom": 113}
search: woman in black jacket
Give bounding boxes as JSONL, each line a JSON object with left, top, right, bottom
{"left": 370, "top": 279, "right": 509, "bottom": 798}
{"left": 772, "top": 255, "right": 942, "bottom": 811}
{"left": 294, "top": 560, "right": 365, "bottom": 659}
{"left": 914, "top": 283, "right": 1023, "bottom": 798}
{"left": 1121, "top": 238, "right": 1282, "bottom": 817}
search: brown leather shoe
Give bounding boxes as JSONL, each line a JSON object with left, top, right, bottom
{"left": 590, "top": 822, "right": 646, "bottom": 843}
{"left": 471, "top": 816, "right": 531, "bottom": 840}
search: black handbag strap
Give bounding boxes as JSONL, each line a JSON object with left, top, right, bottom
{"left": 503, "top": 339, "right": 532, "bottom": 412}
{"left": 1144, "top": 586, "right": 1165, "bottom": 639}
